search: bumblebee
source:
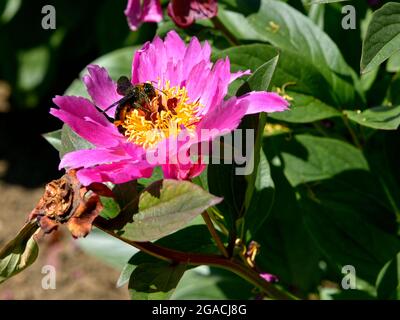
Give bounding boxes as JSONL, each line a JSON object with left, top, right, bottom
{"left": 101, "top": 76, "right": 158, "bottom": 133}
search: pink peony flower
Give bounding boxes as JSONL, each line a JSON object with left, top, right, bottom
{"left": 124, "top": 0, "right": 218, "bottom": 30}
{"left": 50, "top": 31, "right": 288, "bottom": 185}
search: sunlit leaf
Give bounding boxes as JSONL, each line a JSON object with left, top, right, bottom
{"left": 361, "top": 2, "right": 400, "bottom": 73}
{"left": 42, "top": 129, "right": 62, "bottom": 152}
{"left": 280, "top": 135, "right": 369, "bottom": 186}
{"left": 344, "top": 105, "right": 400, "bottom": 130}
{"left": 0, "top": 222, "right": 39, "bottom": 284}
{"left": 119, "top": 180, "right": 222, "bottom": 241}
{"left": 129, "top": 262, "right": 186, "bottom": 300}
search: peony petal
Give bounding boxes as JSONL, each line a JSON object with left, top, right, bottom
{"left": 141, "top": 0, "right": 163, "bottom": 22}
{"left": 190, "top": 0, "right": 218, "bottom": 21}
{"left": 132, "top": 41, "right": 162, "bottom": 85}
{"left": 59, "top": 146, "right": 137, "bottom": 170}
{"left": 183, "top": 37, "right": 203, "bottom": 72}
{"left": 51, "top": 96, "right": 122, "bottom": 148}
{"left": 198, "top": 58, "right": 231, "bottom": 115}
{"left": 162, "top": 161, "right": 207, "bottom": 180}
{"left": 125, "top": 0, "right": 141, "bottom": 31}
{"left": 167, "top": 0, "right": 195, "bottom": 28}
{"left": 164, "top": 30, "right": 186, "bottom": 63}
{"left": 125, "top": 0, "right": 162, "bottom": 31}
{"left": 77, "top": 160, "right": 153, "bottom": 185}
{"left": 185, "top": 60, "right": 212, "bottom": 103}
{"left": 168, "top": 0, "right": 218, "bottom": 28}
{"left": 238, "top": 91, "right": 289, "bottom": 114}
{"left": 230, "top": 69, "right": 251, "bottom": 83}
{"left": 131, "top": 31, "right": 213, "bottom": 89}
{"left": 82, "top": 65, "right": 121, "bottom": 117}
{"left": 52, "top": 95, "right": 110, "bottom": 126}
{"left": 196, "top": 97, "right": 249, "bottom": 141}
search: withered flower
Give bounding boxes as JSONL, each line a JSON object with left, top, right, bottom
{"left": 29, "top": 170, "right": 112, "bottom": 238}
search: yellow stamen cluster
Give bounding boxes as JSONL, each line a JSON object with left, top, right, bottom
{"left": 121, "top": 81, "right": 202, "bottom": 149}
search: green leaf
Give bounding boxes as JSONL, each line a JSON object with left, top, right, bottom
{"left": 42, "top": 129, "right": 62, "bottom": 152}
{"left": 0, "top": 0, "right": 21, "bottom": 24}
{"left": 361, "top": 2, "right": 400, "bottom": 74}
{"left": 387, "top": 50, "right": 400, "bottom": 73}
{"left": 388, "top": 72, "right": 400, "bottom": 106}
{"left": 0, "top": 221, "right": 39, "bottom": 284}
{"left": 236, "top": 54, "right": 278, "bottom": 237}
{"left": 119, "top": 180, "right": 222, "bottom": 242}
{"left": 216, "top": 7, "right": 261, "bottom": 44}
{"left": 255, "top": 150, "right": 323, "bottom": 294}
{"left": 360, "top": 66, "right": 379, "bottom": 92}
{"left": 192, "top": 167, "right": 209, "bottom": 191}
{"left": 237, "top": 52, "right": 279, "bottom": 95}
{"left": 280, "top": 135, "right": 369, "bottom": 187}
{"left": 244, "top": 149, "right": 275, "bottom": 239}
{"left": 261, "top": 132, "right": 400, "bottom": 291}
{"left": 112, "top": 180, "right": 139, "bottom": 218}
{"left": 138, "top": 166, "right": 164, "bottom": 187}
{"left": 330, "top": 290, "right": 376, "bottom": 300}
{"left": 60, "top": 125, "right": 93, "bottom": 158}
{"left": 268, "top": 133, "right": 400, "bottom": 284}
{"left": 129, "top": 262, "right": 186, "bottom": 300}
{"left": 218, "top": 0, "right": 358, "bottom": 106}
{"left": 376, "top": 252, "right": 400, "bottom": 299}
{"left": 172, "top": 267, "right": 254, "bottom": 299}
{"left": 307, "top": 3, "right": 325, "bottom": 29}
{"left": 301, "top": 184, "right": 400, "bottom": 283}
{"left": 344, "top": 105, "right": 400, "bottom": 130}
{"left": 215, "top": 44, "right": 343, "bottom": 121}
{"left": 269, "top": 92, "right": 341, "bottom": 123}
{"left": 242, "top": 0, "right": 349, "bottom": 76}
{"left": 99, "top": 196, "right": 121, "bottom": 220}
{"left": 17, "top": 46, "right": 50, "bottom": 92}
{"left": 207, "top": 163, "right": 243, "bottom": 231}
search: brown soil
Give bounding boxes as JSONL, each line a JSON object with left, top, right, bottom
{"left": 0, "top": 181, "right": 129, "bottom": 300}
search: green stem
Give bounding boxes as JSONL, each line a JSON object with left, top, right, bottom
{"left": 379, "top": 176, "right": 400, "bottom": 221}
{"left": 211, "top": 16, "right": 240, "bottom": 46}
{"left": 312, "top": 122, "right": 330, "bottom": 137}
{"left": 342, "top": 113, "right": 362, "bottom": 149}
{"left": 95, "top": 222, "right": 296, "bottom": 300}
{"left": 202, "top": 211, "right": 229, "bottom": 258}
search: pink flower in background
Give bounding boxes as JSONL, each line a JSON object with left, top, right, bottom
{"left": 125, "top": 0, "right": 163, "bottom": 31}
{"left": 168, "top": 0, "right": 218, "bottom": 28}
{"left": 260, "top": 273, "right": 278, "bottom": 283}
{"left": 125, "top": 0, "right": 218, "bottom": 30}
{"left": 50, "top": 31, "right": 288, "bottom": 185}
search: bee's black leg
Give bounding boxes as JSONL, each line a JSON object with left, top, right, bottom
{"left": 95, "top": 105, "right": 113, "bottom": 122}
